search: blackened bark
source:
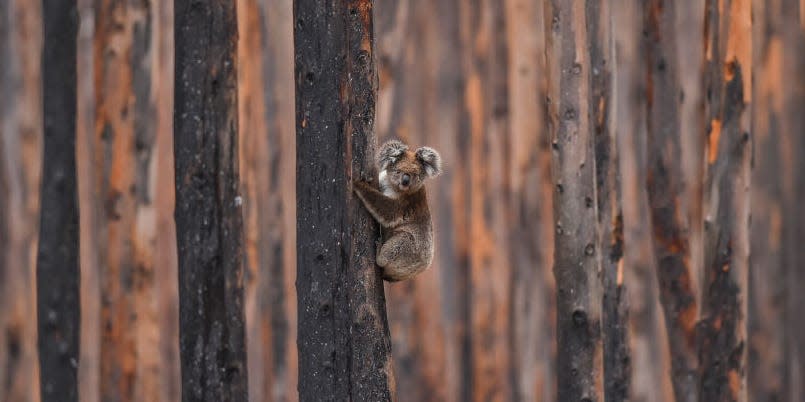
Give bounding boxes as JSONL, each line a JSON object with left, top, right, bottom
{"left": 294, "top": 0, "right": 394, "bottom": 401}
{"left": 544, "top": 1, "right": 604, "bottom": 400}
{"left": 174, "top": 1, "right": 248, "bottom": 401}
{"left": 643, "top": 1, "right": 699, "bottom": 400}
{"left": 37, "top": 1, "right": 81, "bottom": 401}
{"left": 699, "top": 0, "right": 752, "bottom": 400}
{"left": 587, "top": 1, "right": 630, "bottom": 400}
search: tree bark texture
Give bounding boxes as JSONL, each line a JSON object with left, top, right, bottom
{"left": 614, "top": 1, "right": 676, "bottom": 401}
{"left": 37, "top": 1, "right": 81, "bottom": 401}
{"left": 698, "top": 0, "right": 752, "bottom": 400}
{"left": 92, "top": 1, "right": 160, "bottom": 400}
{"left": 587, "top": 1, "right": 631, "bottom": 401}
{"left": 543, "top": 1, "right": 604, "bottom": 401}
{"left": 174, "top": 0, "right": 248, "bottom": 401}
{"left": 643, "top": 1, "right": 700, "bottom": 400}
{"left": 748, "top": 1, "right": 798, "bottom": 400}
{"left": 294, "top": 0, "right": 395, "bottom": 401}
{"left": 238, "top": 0, "right": 297, "bottom": 400}
{"left": 0, "top": 1, "right": 42, "bottom": 401}
{"left": 459, "top": 1, "right": 514, "bottom": 400}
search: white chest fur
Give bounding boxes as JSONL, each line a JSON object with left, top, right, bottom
{"left": 378, "top": 170, "right": 399, "bottom": 198}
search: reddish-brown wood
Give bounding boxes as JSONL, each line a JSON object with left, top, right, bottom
{"left": 0, "top": 1, "right": 42, "bottom": 401}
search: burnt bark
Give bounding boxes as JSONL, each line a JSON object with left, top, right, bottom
{"left": 294, "top": 0, "right": 394, "bottom": 401}
{"left": 0, "top": 1, "right": 42, "bottom": 401}
{"left": 37, "top": 1, "right": 81, "bottom": 400}
{"left": 174, "top": 0, "right": 248, "bottom": 401}
{"left": 698, "top": 0, "right": 752, "bottom": 400}
{"left": 92, "top": 0, "right": 160, "bottom": 400}
{"left": 587, "top": 1, "right": 631, "bottom": 400}
{"left": 643, "top": 1, "right": 699, "bottom": 400}
{"left": 543, "top": 1, "right": 604, "bottom": 400}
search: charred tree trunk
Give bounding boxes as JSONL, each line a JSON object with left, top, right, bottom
{"left": 543, "top": 1, "right": 604, "bottom": 400}
{"left": 643, "top": 1, "right": 700, "bottom": 400}
{"left": 174, "top": 0, "right": 248, "bottom": 401}
{"left": 698, "top": 0, "right": 752, "bottom": 400}
{"left": 588, "top": 1, "right": 630, "bottom": 400}
{"left": 37, "top": 1, "right": 81, "bottom": 400}
{"left": 0, "top": 1, "right": 42, "bottom": 401}
{"left": 92, "top": 1, "right": 160, "bottom": 400}
{"left": 616, "top": 2, "right": 676, "bottom": 401}
{"left": 294, "top": 0, "right": 394, "bottom": 400}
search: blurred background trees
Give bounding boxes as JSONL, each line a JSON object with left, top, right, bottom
{"left": 1, "top": 0, "right": 804, "bottom": 401}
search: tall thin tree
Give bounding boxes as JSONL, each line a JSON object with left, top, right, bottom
{"left": 543, "top": 1, "right": 604, "bottom": 400}
{"left": 643, "top": 1, "right": 700, "bottom": 400}
{"left": 37, "top": 0, "right": 81, "bottom": 401}
{"left": 174, "top": 0, "right": 248, "bottom": 400}
{"left": 699, "top": 0, "right": 752, "bottom": 400}
{"left": 294, "top": 0, "right": 395, "bottom": 400}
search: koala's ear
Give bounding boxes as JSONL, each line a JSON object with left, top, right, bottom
{"left": 377, "top": 140, "right": 408, "bottom": 170}
{"left": 416, "top": 147, "right": 442, "bottom": 177}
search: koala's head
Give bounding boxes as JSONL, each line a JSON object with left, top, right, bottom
{"left": 377, "top": 139, "right": 442, "bottom": 196}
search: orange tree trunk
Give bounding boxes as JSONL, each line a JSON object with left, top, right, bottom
{"left": 698, "top": 0, "right": 752, "bottom": 400}
{"left": 92, "top": 1, "right": 160, "bottom": 400}
{"left": 643, "top": 1, "right": 700, "bottom": 400}
{"left": 543, "top": 1, "right": 604, "bottom": 400}
{"left": 294, "top": 0, "right": 395, "bottom": 400}
{"left": 174, "top": 0, "right": 248, "bottom": 400}
{"left": 37, "top": 0, "right": 81, "bottom": 400}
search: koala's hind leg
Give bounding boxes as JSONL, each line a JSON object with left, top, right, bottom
{"left": 376, "top": 232, "right": 426, "bottom": 281}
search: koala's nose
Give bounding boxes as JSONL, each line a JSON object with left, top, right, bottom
{"left": 401, "top": 174, "right": 411, "bottom": 186}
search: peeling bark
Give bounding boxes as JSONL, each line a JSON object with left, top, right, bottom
{"left": 543, "top": 1, "right": 604, "bottom": 400}
{"left": 174, "top": 0, "right": 248, "bottom": 400}
{"left": 37, "top": 1, "right": 81, "bottom": 400}
{"left": 294, "top": 0, "right": 394, "bottom": 400}
{"left": 698, "top": 0, "right": 752, "bottom": 400}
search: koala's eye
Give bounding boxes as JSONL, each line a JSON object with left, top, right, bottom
{"left": 401, "top": 174, "right": 411, "bottom": 186}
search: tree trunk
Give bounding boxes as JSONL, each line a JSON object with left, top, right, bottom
{"left": 92, "top": 1, "right": 160, "bottom": 400}
{"left": 503, "top": 0, "right": 555, "bottom": 400}
{"left": 698, "top": 0, "right": 752, "bottom": 400}
{"left": 748, "top": 1, "right": 795, "bottom": 400}
{"left": 174, "top": 0, "right": 248, "bottom": 400}
{"left": 37, "top": 1, "right": 81, "bottom": 400}
{"left": 588, "top": 1, "right": 630, "bottom": 400}
{"left": 238, "top": 0, "right": 297, "bottom": 400}
{"left": 458, "top": 1, "right": 514, "bottom": 400}
{"left": 543, "top": 1, "right": 604, "bottom": 400}
{"left": 613, "top": 1, "right": 676, "bottom": 401}
{"left": 643, "top": 1, "right": 700, "bottom": 400}
{"left": 0, "top": 1, "right": 42, "bottom": 401}
{"left": 294, "top": 1, "right": 394, "bottom": 400}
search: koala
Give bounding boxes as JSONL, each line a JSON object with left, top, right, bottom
{"left": 353, "top": 139, "right": 442, "bottom": 281}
